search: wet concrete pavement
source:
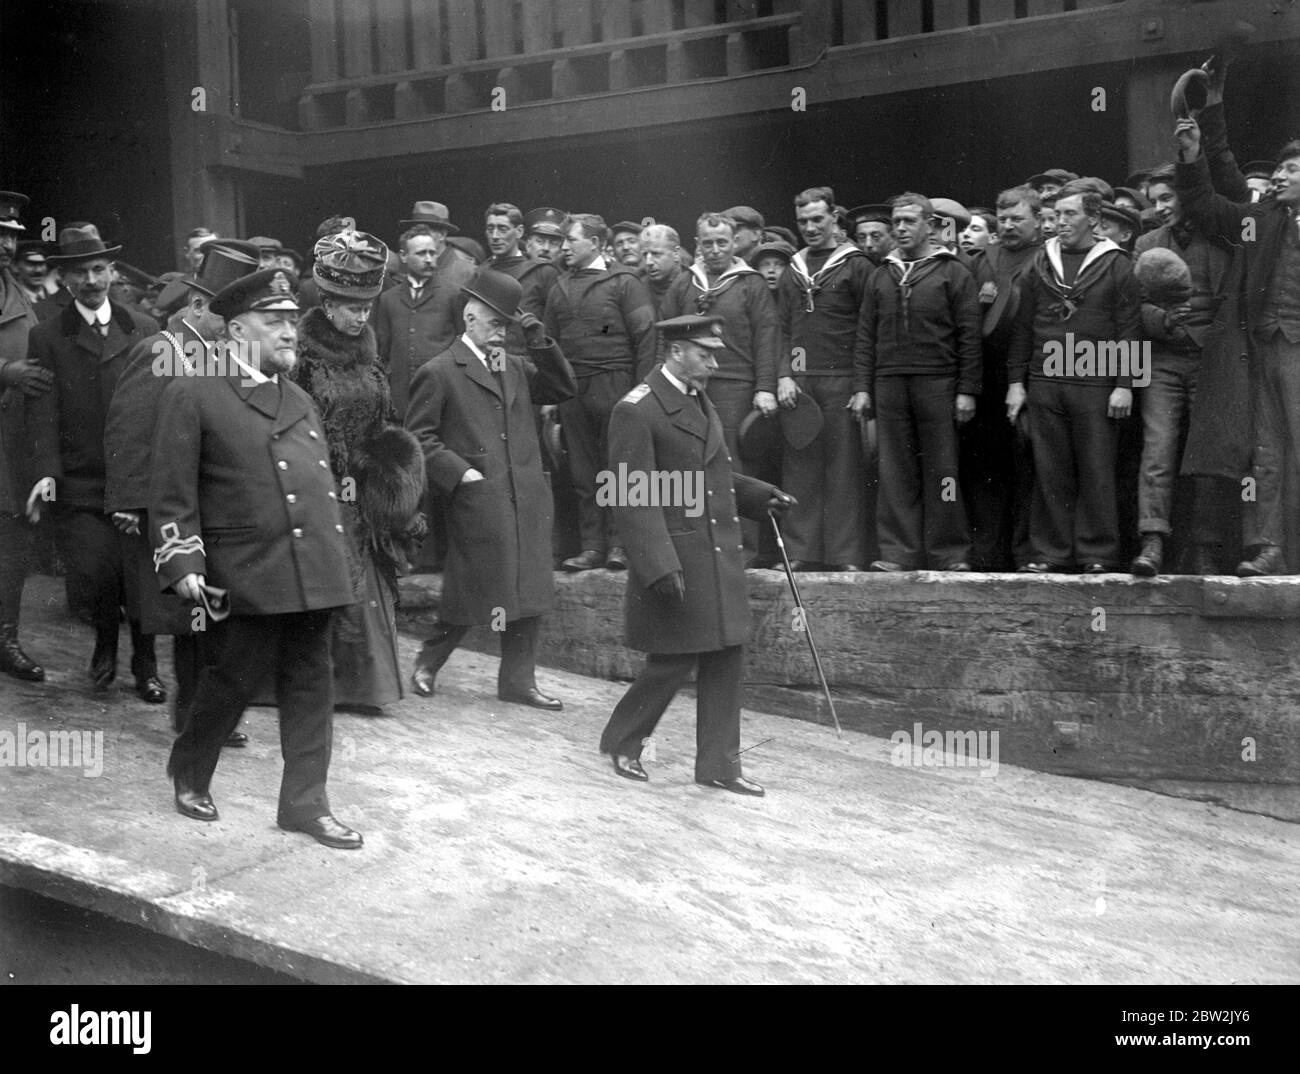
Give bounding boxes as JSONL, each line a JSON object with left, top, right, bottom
{"left": 1, "top": 576, "right": 1297, "bottom": 983}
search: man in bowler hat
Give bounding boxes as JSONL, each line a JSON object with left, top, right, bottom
{"left": 405, "top": 268, "right": 576, "bottom": 706}
{"left": 150, "top": 267, "right": 362, "bottom": 848}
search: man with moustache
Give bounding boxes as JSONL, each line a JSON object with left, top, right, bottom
{"left": 600, "top": 315, "right": 795, "bottom": 793}
{"left": 150, "top": 267, "right": 362, "bottom": 848}
{"left": 852, "top": 194, "right": 981, "bottom": 572}
{"left": 775, "top": 186, "right": 873, "bottom": 571}
{"left": 960, "top": 185, "right": 1044, "bottom": 570}
{"left": 725, "top": 206, "right": 766, "bottom": 266}
{"left": 405, "top": 269, "right": 576, "bottom": 707}
{"left": 0, "top": 191, "right": 49, "bottom": 682}
{"left": 1007, "top": 188, "right": 1141, "bottom": 573}
{"left": 12, "top": 242, "right": 51, "bottom": 306}
{"left": 105, "top": 240, "right": 262, "bottom": 738}
{"left": 523, "top": 208, "right": 567, "bottom": 265}
{"left": 638, "top": 223, "right": 683, "bottom": 318}
{"left": 544, "top": 213, "right": 656, "bottom": 571}
{"left": 25, "top": 226, "right": 161, "bottom": 697}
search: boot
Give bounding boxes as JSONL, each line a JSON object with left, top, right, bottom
{"left": 1236, "top": 544, "right": 1286, "bottom": 578}
{"left": 0, "top": 622, "right": 44, "bottom": 682}
{"left": 1130, "top": 532, "right": 1163, "bottom": 577}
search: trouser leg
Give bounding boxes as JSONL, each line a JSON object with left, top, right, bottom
{"left": 497, "top": 615, "right": 540, "bottom": 697}
{"left": 693, "top": 644, "right": 744, "bottom": 782}
{"left": 600, "top": 652, "right": 694, "bottom": 759}
{"left": 275, "top": 609, "right": 336, "bottom": 825}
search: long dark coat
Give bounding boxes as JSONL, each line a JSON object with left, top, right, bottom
{"left": 405, "top": 335, "right": 576, "bottom": 625}
{"left": 0, "top": 269, "right": 37, "bottom": 515}
{"left": 104, "top": 320, "right": 212, "bottom": 634}
{"left": 148, "top": 362, "right": 354, "bottom": 616}
{"left": 608, "top": 367, "right": 777, "bottom": 654}
{"left": 25, "top": 300, "right": 157, "bottom": 509}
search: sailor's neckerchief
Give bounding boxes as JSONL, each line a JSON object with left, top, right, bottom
{"left": 686, "top": 257, "right": 759, "bottom": 314}
{"left": 1034, "top": 235, "right": 1123, "bottom": 322}
{"left": 881, "top": 245, "right": 958, "bottom": 336}
{"left": 788, "top": 242, "right": 863, "bottom": 313}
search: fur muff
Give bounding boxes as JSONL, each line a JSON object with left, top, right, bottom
{"left": 352, "top": 424, "right": 426, "bottom": 554}
{"left": 1135, "top": 247, "right": 1192, "bottom": 309}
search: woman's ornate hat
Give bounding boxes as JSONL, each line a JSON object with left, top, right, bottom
{"left": 312, "top": 230, "right": 389, "bottom": 300}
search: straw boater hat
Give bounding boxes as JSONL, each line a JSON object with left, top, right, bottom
{"left": 312, "top": 230, "right": 388, "bottom": 300}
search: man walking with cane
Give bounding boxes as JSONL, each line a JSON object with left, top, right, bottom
{"left": 599, "top": 315, "right": 795, "bottom": 795}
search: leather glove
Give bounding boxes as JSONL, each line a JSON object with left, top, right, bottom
{"left": 651, "top": 570, "right": 685, "bottom": 603}
{"left": 766, "top": 489, "right": 797, "bottom": 516}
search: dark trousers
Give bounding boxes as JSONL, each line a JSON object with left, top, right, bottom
{"left": 0, "top": 512, "right": 30, "bottom": 627}
{"left": 959, "top": 381, "right": 1034, "bottom": 571}
{"left": 599, "top": 644, "right": 744, "bottom": 783}
{"left": 167, "top": 610, "right": 335, "bottom": 825}
{"left": 55, "top": 506, "right": 156, "bottom": 676}
{"left": 1246, "top": 332, "right": 1300, "bottom": 553}
{"left": 1027, "top": 379, "right": 1120, "bottom": 568}
{"left": 560, "top": 367, "right": 635, "bottom": 553}
{"left": 876, "top": 374, "right": 970, "bottom": 568}
{"left": 782, "top": 375, "right": 867, "bottom": 565}
{"left": 416, "top": 615, "right": 541, "bottom": 697}
{"left": 171, "top": 632, "right": 205, "bottom": 732}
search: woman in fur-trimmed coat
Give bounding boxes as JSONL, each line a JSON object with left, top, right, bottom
{"left": 293, "top": 232, "right": 425, "bottom": 712}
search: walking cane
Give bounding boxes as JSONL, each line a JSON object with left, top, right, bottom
{"left": 768, "top": 510, "right": 842, "bottom": 737}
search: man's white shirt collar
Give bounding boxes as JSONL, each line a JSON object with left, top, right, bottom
{"left": 584, "top": 255, "right": 607, "bottom": 272}
{"left": 74, "top": 299, "right": 111, "bottom": 327}
{"left": 461, "top": 332, "right": 489, "bottom": 366}
{"left": 661, "top": 366, "right": 696, "bottom": 396}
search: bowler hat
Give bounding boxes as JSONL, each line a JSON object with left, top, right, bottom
{"left": 0, "top": 191, "right": 29, "bottom": 232}
{"left": 399, "top": 201, "right": 459, "bottom": 234}
{"left": 460, "top": 268, "right": 523, "bottom": 323}
{"left": 737, "top": 409, "right": 783, "bottom": 468}
{"left": 210, "top": 268, "right": 300, "bottom": 320}
{"left": 312, "top": 230, "right": 388, "bottom": 300}
{"left": 523, "top": 207, "right": 566, "bottom": 237}
{"left": 779, "top": 391, "right": 823, "bottom": 450}
{"left": 47, "top": 224, "right": 121, "bottom": 264}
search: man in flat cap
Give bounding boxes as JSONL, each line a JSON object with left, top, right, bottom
{"left": 25, "top": 225, "right": 162, "bottom": 697}
{"left": 405, "top": 268, "right": 576, "bottom": 707}
{"left": 600, "top": 314, "right": 794, "bottom": 794}
{"left": 105, "top": 240, "right": 262, "bottom": 738}
{"left": 610, "top": 221, "right": 644, "bottom": 270}
{"left": 0, "top": 190, "right": 49, "bottom": 681}
{"left": 150, "top": 266, "right": 362, "bottom": 847}
{"left": 725, "top": 206, "right": 766, "bottom": 266}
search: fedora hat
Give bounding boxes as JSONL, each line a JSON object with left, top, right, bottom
{"left": 312, "top": 230, "right": 388, "bottom": 300}
{"left": 460, "top": 268, "right": 523, "bottom": 323}
{"left": 0, "top": 191, "right": 29, "bottom": 232}
{"left": 47, "top": 224, "right": 121, "bottom": 264}
{"left": 399, "top": 200, "right": 459, "bottom": 234}
{"left": 779, "top": 391, "right": 823, "bottom": 450}
{"left": 737, "top": 409, "right": 783, "bottom": 469}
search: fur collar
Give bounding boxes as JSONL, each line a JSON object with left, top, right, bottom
{"left": 297, "top": 305, "right": 378, "bottom": 370}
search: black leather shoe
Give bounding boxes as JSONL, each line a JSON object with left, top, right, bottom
{"left": 175, "top": 788, "right": 218, "bottom": 822}
{"left": 870, "top": 560, "right": 907, "bottom": 572}
{"left": 499, "top": 687, "right": 563, "bottom": 711}
{"left": 1017, "top": 562, "right": 1052, "bottom": 573}
{"left": 1082, "top": 563, "right": 1109, "bottom": 574}
{"left": 698, "top": 775, "right": 765, "bottom": 797}
{"left": 612, "top": 754, "right": 648, "bottom": 782}
{"left": 0, "top": 625, "right": 44, "bottom": 682}
{"left": 136, "top": 675, "right": 167, "bottom": 704}
{"left": 1130, "top": 532, "right": 1163, "bottom": 577}
{"left": 411, "top": 663, "right": 438, "bottom": 697}
{"left": 225, "top": 731, "right": 248, "bottom": 748}
{"left": 1237, "top": 545, "right": 1285, "bottom": 577}
{"left": 279, "top": 814, "right": 363, "bottom": 850}
{"left": 605, "top": 546, "right": 628, "bottom": 570}
{"left": 562, "top": 549, "right": 606, "bottom": 571}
